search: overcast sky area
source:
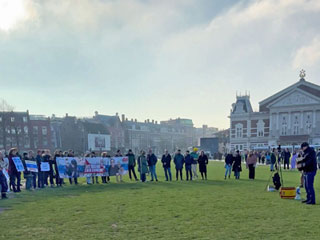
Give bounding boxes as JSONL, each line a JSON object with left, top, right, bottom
{"left": 1, "top": 0, "right": 320, "bottom": 129}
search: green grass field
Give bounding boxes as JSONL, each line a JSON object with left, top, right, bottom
{"left": 0, "top": 161, "right": 319, "bottom": 240}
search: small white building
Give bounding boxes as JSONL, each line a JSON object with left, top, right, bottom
{"left": 229, "top": 70, "right": 320, "bottom": 151}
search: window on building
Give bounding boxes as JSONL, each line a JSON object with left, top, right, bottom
{"left": 257, "top": 120, "right": 265, "bottom": 137}
{"left": 42, "top": 126, "right": 47, "bottom": 135}
{"left": 24, "top": 138, "right": 30, "bottom": 148}
{"left": 17, "top": 127, "right": 21, "bottom": 134}
{"left": 43, "top": 138, "right": 48, "bottom": 146}
{"left": 33, "top": 126, "right": 38, "bottom": 135}
{"left": 23, "top": 116, "right": 28, "bottom": 122}
{"left": 235, "top": 123, "right": 243, "bottom": 138}
{"left": 0, "top": 117, "right": 2, "bottom": 122}
{"left": 306, "top": 114, "right": 312, "bottom": 134}
{"left": 6, "top": 126, "right": 10, "bottom": 134}
{"left": 293, "top": 115, "right": 299, "bottom": 135}
{"left": 11, "top": 128, "right": 16, "bottom": 134}
{"left": 10, "top": 117, "right": 14, "bottom": 122}
{"left": 281, "top": 116, "right": 287, "bottom": 136}
{"left": 24, "top": 126, "right": 28, "bottom": 134}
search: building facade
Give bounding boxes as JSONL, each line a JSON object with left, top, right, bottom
{"left": 230, "top": 71, "right": 320, "bottom": 151}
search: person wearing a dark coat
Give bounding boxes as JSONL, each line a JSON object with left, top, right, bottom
{"left": 43, "top": 150, "right": 54, "bottom": 187}
{"left": 224, "top": 152, "right": 234, "bottom": 180}
{"left": 174, "top": 150, "right": 184, "bottom": 181}
{"left": 161, "top": 150, "right": 172, "bottom": 181}
{"left": 284, "top": 148, "right": 291, "bottom": 170}
{"left": 298, "top": 142, "right": 317, "bottom": 205}
{"left": 270, "top": 149, "right": 277, "bottom": 172}
{"left": 147, "top": 149, "right": 158, "bottom": 181}
{"left": 126, "top": 149, "right": 138, "bottom": 181}
{"left": 198, "top": 151, "right": 209, "bottom": 180}
{"left": 232, "top": 150, "right": 242, "bottom": 179}
{"left": 8, "top": 148, "right": 21, "bottom": 192}
{"left": 184, "top": 150, "right": 193, "bottom": 181}
{"left": 53, "top": 150, "right": 63, "bottom": 187}
{"left": 36, "top": 150, "right": 44, "bottom": 188}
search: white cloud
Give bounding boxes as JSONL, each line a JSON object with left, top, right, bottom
{"left": 292, "top": 36, "right": 320, "bottom": 69}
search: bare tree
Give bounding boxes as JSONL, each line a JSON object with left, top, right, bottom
{"left": 0, "top": 99, "right": 14, "bottom": 112}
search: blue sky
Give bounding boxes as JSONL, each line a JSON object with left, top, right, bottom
{"left": 1, "top": 0, "right": 320, "bottom": 129}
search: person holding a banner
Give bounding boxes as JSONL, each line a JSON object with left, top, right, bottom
{"left": 138, "top": 151, "right": 148, "bottom": 182}
{"left": 22, "top": 152, "right": 34, "bottom": 190}
{"left": 8, "top": 148, "right": 21, "bottom": 192}
{"left": 43, "top": 150, "right": 54, "bottom": 187}
{"left": 101, "top": 152, "right": 110, "bottom": 183}
{"left": 36, "top": 150, "right": 44, "bottom": 188}
{"left": 161, "top": 150, "right": 172, "bottom": 181}
{"left": 0, "top": 152, "right": 8, "bottom": 199}
{"left": 53, "top": 150, "right": 63, "bottom": 187}
{"left": 67, "top": 150, "right": 78, "bottom": 185}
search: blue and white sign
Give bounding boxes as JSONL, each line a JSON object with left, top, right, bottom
{"left": 25, "top": 160, "right": 38, "bottom": 172}
{"left": 12, "top": 157, "right": 25, "bottom": 172}
{"left": 40, "top": 162, "right": 50, "bottom": 172}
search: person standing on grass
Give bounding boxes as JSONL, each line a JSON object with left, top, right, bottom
{"left": 67, "top": 150, "right": 78, "bottom": 185}
{"left": 190, "top": 148, "right": 199, "bottom": 179}
{"left": 198, "top": 151, "right": 209, "bottom": 180}
{"left": 246, "top": 151, "right": 257, "bottom": 180}
{"left": 284, "top": 148, "right": 291, "bottom": 170}
{"left": 36, "top": 150, "right": 44, "bottom": 188}
{"left": 22, "top": 152, "right": 33, "bottom": 190}
{"left": 126, "top": 149, "right": 138, "bottom": 181}
{"left": 147, "top": 149, "right": 158, "bottom": 181}
{"left": 270, "top": 149, "right": 277, "bottom": 172}
{"left": 101, "top": 152, "right": 111, "bottom": 183}
{"left": 53, "top": 150, "right": 63, "bottom": 187}
{"left": 232, "top": 150, "right": 242, "bottom": 179}
{"left": 184, "top": 150, "right": 193, "bottom": 181}
{"left": 161, "top": 150, "right": 172, "bottom": 181}
{"left": 138, "top": 151, "right": 148, "bottom": 182}
{"left": 8, "top": 148, "right": 21, "bottom": 193}
{"left": 174, "top": 149, "right": 184, "bottom": 181}
{"left": 43, "top": 150, "right": 54, "bottom": 187}
{"left": 224, "top": 152, "right": 233, "bottom": 179}
{"left": 291, "top": 151, "right": 298, "bottom": 170}
{"left": 0, "top": 152, "right": 8, "bottom": 199}
{"left": 28, "top": 151, "right": 37, "bottom": 189}
{"left": 297, "top": 142, "right": 317, "bottom": 205}
{"left": 91, "top": 152, "right": 99, "bottom": 184}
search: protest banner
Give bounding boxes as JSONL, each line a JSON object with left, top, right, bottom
{"left": 25, "top": 160, "right": 38, "bottom": 172}
{"left": 56, "top": 157, "right": 84, "bottom": 178}
{"left": 41, "top": 162, "right": 50, "bottom": 172}
{"left": 56, "top": 157, "right": 128, "bottom": 178}
{"left": 12, "top": 157, "right": 25, "bottom": 172}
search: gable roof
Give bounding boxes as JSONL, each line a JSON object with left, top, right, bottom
{"left": 259, "top": 79, "right": 320, "bottom": 112}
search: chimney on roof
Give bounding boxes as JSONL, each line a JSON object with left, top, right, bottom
{"left": 125, "top": 118, "right": 128, "bottom": 121}
{"left": 135, "top": 119, "right": 137, "bottom": 122}
{"left": 131, "top": 118, "right": 134, "bottom": 122}
{"left": 116, "top": 112, "right": 119, "bottom": 116}
{"left": 95, "top": 111, "right": 98, "bottom": 116}
{"left": 66, "top": 113, "right": 68, "bottom": 117}
{"left": 121, "top": 114, "right": 125, "bottom": 122}
{"left": 152, "top": 120, "right": 154, "bottom": 124}
{"left": 155, "top": 121, "right": 158, "bottom": 124}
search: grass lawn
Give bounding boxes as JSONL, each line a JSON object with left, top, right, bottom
{"left": 0, "top": 161, "right": 319, "bottom": 240}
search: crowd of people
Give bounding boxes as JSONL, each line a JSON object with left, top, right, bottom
{"left": 0, "top": 147, "right": 210, "bottom": 199}
{"left": 223, "top": 142, "right": 318, "bottom": 205}
{"left": 1, "top": 143, "right": 318, "bottom": 205}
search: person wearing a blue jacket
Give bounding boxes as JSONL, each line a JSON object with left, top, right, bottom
{"left": 184, "top": 150, "right": 193, "bottom": 181}
{"left": 147, "top": 149, "right": 158, "bottom": 181}
{"left": 299, "top": 142, "right": 317, "bottom": 205}
{"left": 174, "top": 149, "right": 184, "bottom": 181}
{"left": 161, "top": 150, "right": 172, "bottom": 181}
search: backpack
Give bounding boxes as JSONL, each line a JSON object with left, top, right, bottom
{"left": 272, "top": 172, "right": 281, "bottom": 190}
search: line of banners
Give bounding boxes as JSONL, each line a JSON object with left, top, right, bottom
{"left": 3, "top": 157, "right": 129, "bottom": 178}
